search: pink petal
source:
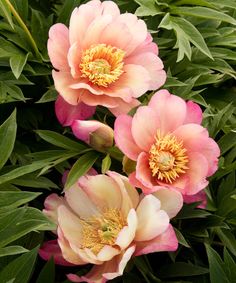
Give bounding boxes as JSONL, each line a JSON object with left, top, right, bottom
{"left": 39, "top": 240, "right": 74, "bottom": 266}
{"left": 109, "top": 98, "right": 140, "bottom": 116}
{"left": 69, "top": 4, "right": 100, "bottom": 45}
{"left": 183, "top": 190, "right": 207, "bottom": 209}
{"left": 114, "top": 115, "right": 141, "bottom": 161}
{"left": 152, "top": 188, "right": 183, "bottom": 219}
{"left": 43, "top": 193, "right": 66, "bottom": 224}
{"left": 132, "top": 33, "right": 158, "bottom": 56}
{"left": 55, "top": 96, "right": 95, "bottom": 126}
{"left": 179, "top": 152, "right": 209, "bottom": 195}
{"left": 78, "top": 174, "right": 123, "bottom": 210}
{"left": 134, "top": 225, "right": 178, "bottom": 256}
{"left": 184, "top": 101, "right": 203, "bottom": 124}
{"left": 96, "top": 246, "right": 120, "bottom": 262}
{"left": 48, "top": 23, "right": 70, "bottom": 71}
{"left": 125, "top": 52, "right": 166, "bottom": 90}
{"left": 135, "top": 195, "right": 169, "bottom": 241}
{"left": 67, "top": 245, "right": 135, "bottom": 283}
{"left": 57, "top": 227, "right": 87, "bottom": 265}
{"left": 67, "top": 42, "right": 82, "bottom": 79}
{"left": 115, "top": 209, "right": 137, "bottom": 249}
{"left": 101, "top": 1, "right": 120, "bottom": 18}
{"left": 131, "top": 106, "right": 159, "bottom": 151}
{"left": 57, "top": 205, "right": 83, "bottom": 248}
{"left": 148, "top": 90, "right": 187, "bottom": 134}
{"left": 81, "top": 91, "right": 119, "bottom": 108}
{"left": 117, "top": 13, "right": 147, "bottom": 55}
{"left": 71, "top": 120, "right": 103, "bottom": 143}
{"left": 65, "top": 183, "right": 100, "bottom": 219}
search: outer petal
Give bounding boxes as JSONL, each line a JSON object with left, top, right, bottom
{"left": 55, "top": 95, "right": 95, "bottom": 126}
{"left": 125, "top": 52, "right": 166, "bottom": 90}
{"left": 184, "top": 101, "right": 203, "bottom": 124}
{"left": 131, "top": 106, "right": 159, "bottom": 151}
{"left": 148, "top": 90, "right": 187, "bottom": 133}
{"left": 114, "top": 115, "right": 141, "bottom": 161}
{"left": 57, "top": 205, "right": 83, "bottom": 248}
{"left": 67, "top": 246, "right": 135, "bottom": 283}
{"left": 109, "top": 98, "right": 140, "bottom": 116}
{"left": 135, "top": 195, "right": 169, "bottom": 241}
{"left": 152, "top": 188, "right": 183, "bottom": 219}
{"left": 183, "top": 190, "right": 207, "bottom": 209}
{"left": 67, "top": 42, "right": 82, "bottom": 79}
{"left": 43, "top": 193, "right": 66, "bottom": 224}
{"left": 57, "top": 227, "right": 87, "bottom": 265}
{"left": 48, "top": 23, "right": 70, "bottom": 71}
{"left": 65, "top": 183, "right": 100, "bottom": 219}
{"left": 39, "top": 240, "right": 74, "bottom": 266}
{"left": 134, "top": 225, "right": 178, "bottom": 256}
{"left": 77, "top": 174, "right": 122, "bottom": 210}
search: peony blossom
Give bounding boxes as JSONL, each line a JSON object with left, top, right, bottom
{"left": 114, "top": 90, "right": 220, "bottom": 196}
{"left": 48, "top": 0, "right": 166, "bottom": 116}
{"left": 40, "top": 171, "right": 183, "bottom": 283}
{"left": 72, "top": 120, "right": 114, "bottom": 151}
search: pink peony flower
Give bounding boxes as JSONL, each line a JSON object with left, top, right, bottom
{"left": 48, "top": 0, "right": 166, "bottom": 116}
{"left": 40, "top": 171, "right": 182, "bottom": 283}
{"left": 114, "top": 90, "right": 220, "bottom": 196}
{"left": 72, "top": 120, "right": 113, "bottom": 151}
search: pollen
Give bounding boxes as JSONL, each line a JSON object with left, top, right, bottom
{"left": 81, "top": 208, "right": 126, "bottom": 254}
{"left": 149, "top": 131, "right": 188, "bottom": 183}
{"left": 80, "top": 44, "right": 125, "bottom": 87}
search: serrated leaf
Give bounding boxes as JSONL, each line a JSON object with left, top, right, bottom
{"left": 65, "top": 152, "right": 99, "bottom": 189}
{"left": 9, "top": 53, "right": 29, "bottom": 79}
{"left": 0, "top": 109, "right": 17, "bottom": 170}
{"left": 0, "top": 246, "right": 38, "bottom": 283}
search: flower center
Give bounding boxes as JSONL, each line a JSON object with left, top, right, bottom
{"left": 80, "top": 44, "right": 125, "bottom": 87}
{"left": 149, "top": 131, "right": 188, "bottom": 183}
{"left": 81, "top": 208, "right": 126, "bottom": 254}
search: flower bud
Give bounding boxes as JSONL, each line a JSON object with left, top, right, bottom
{"left": 71, "top": 120, "right": 113, "bottom": 151}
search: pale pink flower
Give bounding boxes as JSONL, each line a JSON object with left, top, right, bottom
{"left": 55, "top": 96, "right": 95, "bottom": 126}
{"left": 48, "top": 0, "right": 166, "bottom": 116}
{"left": 72, "top": 120, "right": 113, "bottom": 151}
{"left": 40, "top": 171, "right": 182, "bottom": 283}
{"left": 114, "top": 89, "right": 220, "bottom": 196}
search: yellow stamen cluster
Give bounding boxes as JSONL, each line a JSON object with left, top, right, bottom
{"left": 81, "top": 208, "right": 126, "bottom": 254}
{"left": 149, "top": 131, "right": 188, "bottom": 183}
{"left": 80, "top": 44, "right": 125, "bottom": 87}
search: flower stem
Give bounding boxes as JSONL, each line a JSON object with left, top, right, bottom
{"left": 5, "top": 0, "right": 41, "bottom": 59}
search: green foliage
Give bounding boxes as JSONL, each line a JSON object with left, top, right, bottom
{"left": 0, "top": 0, "right": 235, "bottom": 282}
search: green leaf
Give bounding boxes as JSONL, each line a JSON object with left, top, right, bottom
{"left": 57, "top": 0, "right": 81, "bottom": 25}
{"left": 175, "top": 203, "right": 210, "bottom": 219}
{"left": 0, "top": 109, "right": 17, "bottom": 170}
{"left": 0, "top": 0, "right": 14, "bottom": 29}
{"left": 216, "top": 228, "right": 236, "bottom": 257}
{"left": 224, "top": 248, "right": 236, "bottom": 281}
{"left": 134, "top": 0, "right": 162, "bottom": 16}
{"left": 36, "top": 130, "right": 87, "bottom": 152}
{"left": 158, "top": 262, "right": 209, "bottom": 278}
{"left": 0, "top": 207, "right": 55, "bottom": 248}
{"left": 0, "top": 191, "right": 40, "bottom": 212}
{"left": 174, "top": 228, "right": 190, "bottom": 248}
{"left": 208, "top": 0, "right": 236, "bottom": 9}
{"left": 9, "top": 53, "right": 29, "bottom": 79}
{"left": 218, "top": 132, "right": 236, "bottom": 155}
{"left": 205, "top": 244, "right": 230, "bottom": 283}
{"left": 36, "top": 89, "right": 57, "bottom": 103}
{"left": 0, "top": 246, "right": 28, "bottom": 258}
{"left": 171, "top": 7, "right": 236, "bottom": 25}
{"left": 65, "top": 152, "right": 99, "bottom": 189}
{"left": 0, "top": 246, "right": 38, "bottom": 283}
{"left": 36, "top": 258, "right": 55, "bottom": 283}
{"left": 101, "top": 154, "right": 111, "bottom": 174}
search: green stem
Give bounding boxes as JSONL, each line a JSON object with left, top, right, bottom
{"left": 5, "top": 0, "right": 41, "bottom": 59}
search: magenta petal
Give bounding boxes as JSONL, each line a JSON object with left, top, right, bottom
{"left": 183, "top": 190, "right": 207, "bottom": 209}
{"left": 55, "top": 95, "right": 95, "bottom": 126}
{"left": 134, "top": 225, "right": 178, "bottom": 256}
{"left": 39, "top": 240, "right": 74, "bottom": 266}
